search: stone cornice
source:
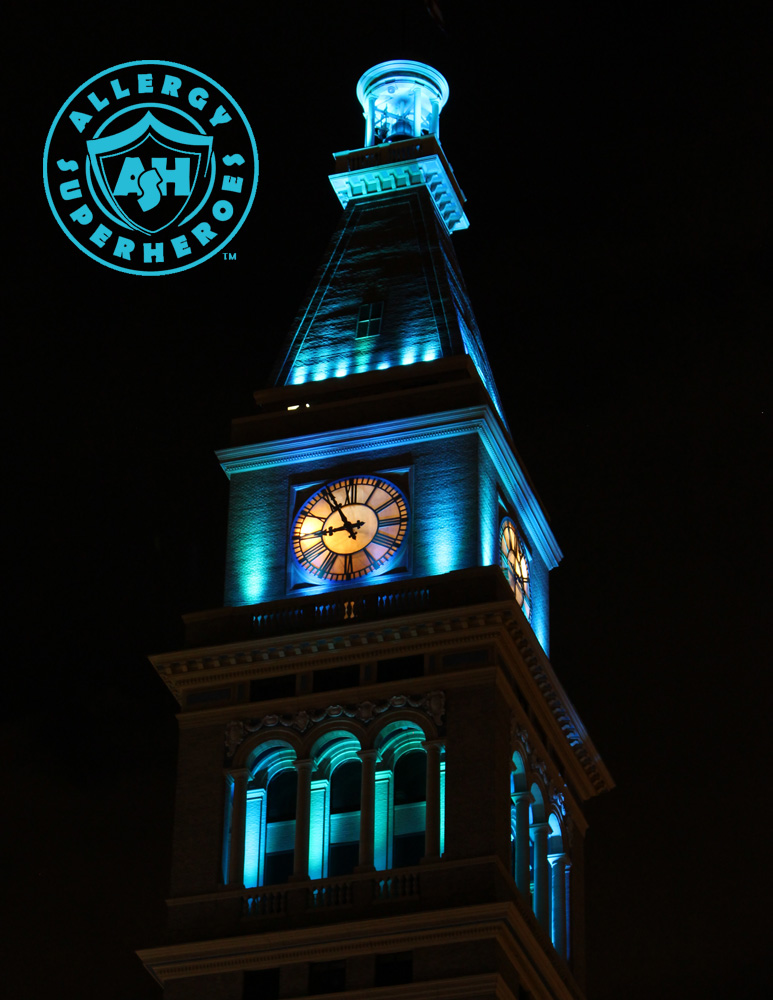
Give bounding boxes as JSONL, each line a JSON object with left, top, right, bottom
{"left": 501, "top": 616, "right": 613, "bottom": 798}
{"left": 153, "top": 611, "right": 495, "bottom": 700}
{"left": 329, "top": 141, "right": 469, "bottom": 234}
{"left": 217, "top": 405, "right": 488, "bottom": 475}
{"left": 151, "top": 602, "right": 611, "bottom": 798}
{"left": 138, "top": 896, "right": 582, "bottom": 999}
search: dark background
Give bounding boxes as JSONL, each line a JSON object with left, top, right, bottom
{"left": 7, "top": 3, "right": 769, "bottom": 997}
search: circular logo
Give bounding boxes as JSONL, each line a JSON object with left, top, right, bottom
{"left": 43, "top": 60, "right": 258, "bottom": 276}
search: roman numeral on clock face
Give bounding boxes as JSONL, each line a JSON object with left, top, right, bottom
{"left": 378, "top": 516, "right": 402, "bottom": 528}
{"left": 372, "top": 530, "right": 397, "bottom": 548}
{"left": 320, "top": 487, "right": 340, "bottom": 511}
{"left": 319, "top": 549, "right": 339, "bottom": 576}
{"left": 304, "top": 540, "right": 327, "bottom": 562}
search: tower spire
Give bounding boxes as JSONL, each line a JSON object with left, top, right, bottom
{"left": 271, "top": 60, "right": 506, "bottom": 426}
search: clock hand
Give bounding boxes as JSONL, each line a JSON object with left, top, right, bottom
{"left": 300, "top": 528, "right": 327, "bottom": 539}
{"left": 300, "top": 518, "right": 365, "bottom": 540}
{"left": 326, "top": 519, "right": 365, "bottom": 536}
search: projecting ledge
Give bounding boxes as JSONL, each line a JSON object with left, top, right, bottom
{"left": 165, "top": 856, "right": 528, "bottom": 943}
{"left": 329, "top": 136, "right": 469, "bottom": 233}
{"left": 144, "top": 860, "right": 581, "bottom": 999}
{"left": 181, "top": 565, "right": 515, "bottom": 648}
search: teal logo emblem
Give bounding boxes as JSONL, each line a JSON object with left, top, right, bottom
{"left": 43, "top": 60, "right": 258, "bottom": 275}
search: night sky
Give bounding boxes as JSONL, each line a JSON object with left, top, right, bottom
{"left": 8, "top": 3, "right": 769, "bottom": 997}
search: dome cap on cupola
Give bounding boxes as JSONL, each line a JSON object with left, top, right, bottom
{"left": 356, "top": 60, "right": 449, "bottom": 147}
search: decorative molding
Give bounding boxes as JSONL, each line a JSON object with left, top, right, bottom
{"left": 155, "top": 615, "right": 473, "bottom": 685}
{"left": 512, "top": 722, "right": 567, "bottom": 820}
{"left": 506, "top": 619, "right": 612, "bottom": 795}
{"left": 152, "top": 602, "right": 610, "bottom": 795}
{"left": 217, "top": 408, "right": 488, "bottom": 475}
{"left": 138, "top": 898, "right": 579, "bottom": 999}
{"left": 225, "top": 691, "right": 446, "bottom": 759}
{"left": 328, "top": 154, "right": 469, "bottom": 234}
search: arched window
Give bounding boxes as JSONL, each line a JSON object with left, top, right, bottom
{"left": 548, "top": 813, "right": 570, "bottom": 958}
{"left": 510, "top": 754, "right": 571, "bottom": 958}
{"left": 510, "top": 753, "right": 532, "bottom": 901}
{"left": 393, "top": 749, "right": 427, "bottom": 867}
{"left": 231, "top": 718, "right": 445, "bottom": 888}
{"left": 308, "top": 729, "right": 362, "bottom": 879}
{"left": 374, "top": 720, "right": 443, "bottom": 870}
{"left": 329, "top": 759, "right": 362, "bottom": 876}
{"left": 264, "top": 769, "right": 297, "bottom": 886}
{"left": 242, "top": 740, "right": 297, "bottom": 888}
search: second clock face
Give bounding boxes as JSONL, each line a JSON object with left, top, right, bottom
{"left": 499, "top": 517, "right": 532, "bottom": 620}
{"left": 292, "top": 476, "right": 408, "bottom": 582}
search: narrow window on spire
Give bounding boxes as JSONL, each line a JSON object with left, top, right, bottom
{"left": 356, "top": 301, "right": 384, "bottom": 339}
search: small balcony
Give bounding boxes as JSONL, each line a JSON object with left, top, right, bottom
{"left": 183, "top": 565, "right": 515, "bottom": 649}
{"left": 243, "top": 867, "right": 422, "bottom": 921}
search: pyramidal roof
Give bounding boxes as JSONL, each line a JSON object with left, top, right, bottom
{"left": 269, "top": 61, "right": 507, "bottom": 428}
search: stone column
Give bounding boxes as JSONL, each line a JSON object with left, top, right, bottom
{"left": 291, "top": 759, "right": 313, "bottom": 880}
{"left": 549, "top": 852, "right": 569, "bottom": 957}
{"left": 227, "top": 768, "right": 249, "bottom": 887}
{"left": 356, "top": 749, "right": 379, "bottom": 871}
{"left": 564, "top": 859, "right": 572, "bottom": 960}
{"left": 366, "top": 95, "right": 376, "bottom": 146}
{"left": 422, "top": 740, "right": 444, "bottom": 862}
{"left": 531, "top": 822, "right": 550, "bottom": 931}
{"left": 512, "top": 791, "right": 533, "bottom": 898}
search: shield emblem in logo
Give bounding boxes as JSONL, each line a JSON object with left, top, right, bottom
{"left": 87, "top": 112, "right": 214, "bottom": 234}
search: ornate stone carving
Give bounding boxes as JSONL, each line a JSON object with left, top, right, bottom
{"left": 550, "top": 787, "right": 566, "bottom": 819}
{"left": 225, "top": 691, "right": 445, "bottom": 759}
{"left": 512, "top": 724, "right": 532, "bottom": 756}
{"left": 511, "top": 715, "right": 569, "bottom": 820}
{"left": 532, "top": 756, "right": 549, "bottom": 786}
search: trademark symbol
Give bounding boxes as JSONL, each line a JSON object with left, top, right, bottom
{"left": 223, "top": 252, "right": 237, "bottom": 260}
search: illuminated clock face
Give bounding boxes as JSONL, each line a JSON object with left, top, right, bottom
{"left": 499, "top": 517, "right": 531, "bottom": 620}
{"left": 292, "top": 476, "right": 408, "bottom": 582}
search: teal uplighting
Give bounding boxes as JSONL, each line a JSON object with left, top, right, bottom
{"left": 241, "top": 553, "right": 269, "bottom": 605}
{"left": 283, "top": 342, "right": 444, "bottom": 385}
{"left": 236, "top": 723, "right": 445, "bottom": 887}
{"left": 308, "top": 778, "right": 329, "bottom": 880}
{"left": 222, "top": 776, "right": 234, "bottom": 883}
{"left": 244, "top": 790, "right": 266, "bottom": 887}
{"left": 242, "top": 743, "right": 298, "bottom": 887}
{"left": 424, "top": 533, "right": 458, "bottom": 576}
{"left": 440, "top": 759, "right": 446, "bottom": 856}
{"left": 373, "top": 770, "right": 392, "bottom": 870}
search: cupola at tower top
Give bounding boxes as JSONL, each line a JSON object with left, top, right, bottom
{"left": 356, "top": 60, "right": 449, "bottom": 146}
{"left": 330, "top": 59, "right": 467, "bottom": 233}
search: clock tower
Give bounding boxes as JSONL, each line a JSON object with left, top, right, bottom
{"left": 139, "top": 60, "right": 612, "bottom": 1000}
